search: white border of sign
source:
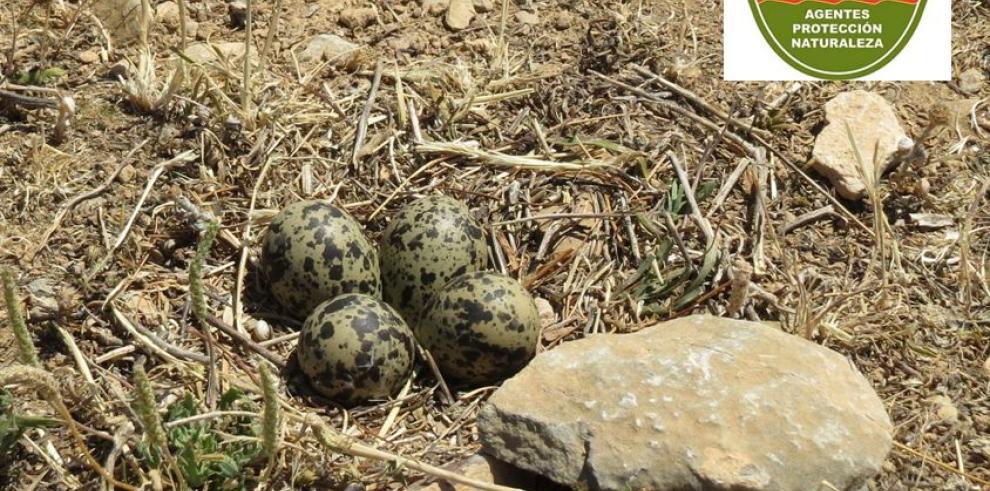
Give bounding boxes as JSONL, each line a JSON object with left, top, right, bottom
{"left": 724, "top": 0, "right": 951, "bottom": 81}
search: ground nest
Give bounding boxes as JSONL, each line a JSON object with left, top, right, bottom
{"left": 1, "top": 0, "right": 989, "bottom": 489}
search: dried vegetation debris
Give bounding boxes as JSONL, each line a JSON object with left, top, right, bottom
{"left": 0, "top": 0, "right": 988, "bottom": 489}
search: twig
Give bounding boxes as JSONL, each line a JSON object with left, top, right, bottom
{"left": 104, "top": 422, "right": 135, "bottom": 491}
{"left": 111, "top": 307, "right": 206, "bottom": 364}
{"left": 749, "top": 150, "right": 769, "bottom": 274}
{"left": 630, "top": 64, "right": 770, "bottom": 140}
{"left": 378, "top": 378, "right": 412, "bottom": 438}
{"left": 779, "top": 205, "right": 838, "bottom": 235}
{"left": 893, "top": 441, "right": 990, "bottom": 487}
{"left": 416, "top": 141, "right": 611, "bottom": 171}
{"left": 258, "top": 0, "right": 283, "bottom": 70}
{"left": 56, "top": 325, "right": 94, "bottom": 384}
{"left": 259, "top": 362, "right": 281, "bottom": 480}
{"left": 89, "top": 151, "right": 197, "bottom": 280}
{"left": 241, "top": 0, "right": 253, "bottom": 116}
{"left": 493, "top": 211, "right": 635, "bottom": 227}
{"left": 204, "top": 313, "right": 287, "bottom": 370}
{"left": 662, "top": 211, "right": 694, "bottom": 273}
{"left": 163, "top": 410, "right": 258, "bottom": 429}
{"left": 667, "top": 151, "right": 713, "bottom": 241}
{"left": 234, "top": 142, "right": 279, "bottom": 334}
{"left": 706, "top": 157, "right": 750, "bottom": 218}
{"left": 353, "top": 60, "right": 384, "bottom": 164}
{"left": 418, "top": 346, "right": 454, "bottom": 404}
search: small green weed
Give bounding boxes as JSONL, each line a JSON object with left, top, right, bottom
{"left": 625, "top": 179, "right": 720, "bottom": 312}
{"left": 0, "top": 388, "right": 58, "bottom": 460}
{"left": 138, "top": 389, "right": 261, "bottom": 489}
{"left": 13, "top": 67, "right": 66, "bottom": 86}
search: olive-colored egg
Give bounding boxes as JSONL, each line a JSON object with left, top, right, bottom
{"left": 296, "top": 294, "right": 416, "bottom": 405}
{"left": 380, "top": 195, "right": 488, "bottom": 322}
{"left": 416, "top": 272, "right": 540, "bottom": 387}
{"left": 261, "top": 200, "right": 381, "bottom": 315}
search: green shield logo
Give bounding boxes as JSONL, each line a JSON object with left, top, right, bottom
{"left": 748, "top": 0, "right": 927, "bottom": 80}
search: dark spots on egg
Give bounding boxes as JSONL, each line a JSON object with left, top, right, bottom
{"left": 459, "top": 299, "right": 494, "bottom": 324}
{"left": 322, "top": 241, "right": 344, "bottom": 263}
{"left": 297, "top": 293, "right": 414, "bottom": 406}
{"left": 420, "top": 269, "right": 437, "bottom": 286}
{"left": 262, "top": 200, "right": 381, "bottom": 315}
{"left": 415, "top": 272, "right": 540, "bottom": 387}
{"left": 379, "top": 196, "right": 488, "bottom": 323}
{"left": 400, "top": 285, "right": 415, "bottom": 308}
{"left": 346, "top": 241, "right": 363, "bottom": 258}
{"left": 320, "top": 323, "right": 334, "bottom": 339}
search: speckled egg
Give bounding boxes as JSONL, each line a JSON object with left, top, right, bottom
{"left": 261, "top": 200, "right": 381, "bottom": 315}
{"left": 296, "top": 294, "right": 416, "bottom": 405}
{"left": 416, "top": 272, "right": 540, "bottom": 386}
{"left": 380, "top": 195, "right": 488, "bottom": 322}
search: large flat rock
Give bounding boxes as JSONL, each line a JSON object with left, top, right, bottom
{"left": 477, "top": 315, "right": 892, "bottom": 491}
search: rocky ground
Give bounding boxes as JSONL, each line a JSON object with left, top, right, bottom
{"left": 1, "top": 0, "right": 989, "bottom": 489}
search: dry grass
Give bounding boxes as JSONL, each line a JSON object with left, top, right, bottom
{"left": 1, "top": 0, "right": 989, "bottom": 489}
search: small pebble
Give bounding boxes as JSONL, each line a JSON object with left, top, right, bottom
{"left": 252, "top": 319, "right": 271, "bottom": 342}
{"left": 117, "top": 164, "right": 136, "bottom": 183}
{"left": 958, "top": 68, "right": 985, "bottom": 95}
{"left": 78, "top": 49, "right": 100, "bottom": 64}
{"left": 929, "top": 395, "right": 958, "bottom": 423}
{"left": 422, "top": 0, "right": 447, "bottom": 16}
{"left": 515, "top": 10, "right": 539, "bottom": 25}
{"left": 339, "top": 7, "right": 376, "bottom": 29}
{"left": 534, "top": 297, "right": 555, "bottom": 327}
{"left": 445, "top": 0, "right": 474, "bottom": 30}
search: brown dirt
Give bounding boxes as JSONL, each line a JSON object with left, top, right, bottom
{"left": 1, "top": 0, "right": 989, "bottom": 489}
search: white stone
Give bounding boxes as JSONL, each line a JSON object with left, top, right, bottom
{"left": 92, "top": 0, "right": 145, "bottom": 44}
{"left": 298, "top": 34, "right": 368, "bottom": 69}
{"left": 445, "top": 0, "right": 474, "bottom": 30}
{"left": 958, "top": 68, "right": 985, "bottom": 95}
{"left": 422, "top": 0, "right": 448, "bottom": 16}
{"left": 155, "top": 1, "right": 180, "bottom": 26}
{"left": 515, "top": 10, "right": 539, "bottom": 25}
{"left": 478, "top": 315, "right": 893, "bottom": 491}
{"left": 811, "top": 90, "right": 910, "bottom": 201}
{"left": 183, "top": 42, "right": 249, "bottom": 64}
{"left": 929, "top": 395, "right": 959, "bottom": 423}
{"left": 339, "top": 7, "right": 376, "bottom": 29}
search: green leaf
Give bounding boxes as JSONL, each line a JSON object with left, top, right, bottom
{"left": 219, "top": 388, "right": 246, "bottom": 411}
{"left": 0, "top": 389, "right": 59, "bottom": 459}
{"left": 673, "top": 238, "right": 720, "bottom": 310}
{"left": 15, "top": 67, "right": 66, "bottom": 86}
{"left": 694, "top": 180, "right": 718, "bottom": 204}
